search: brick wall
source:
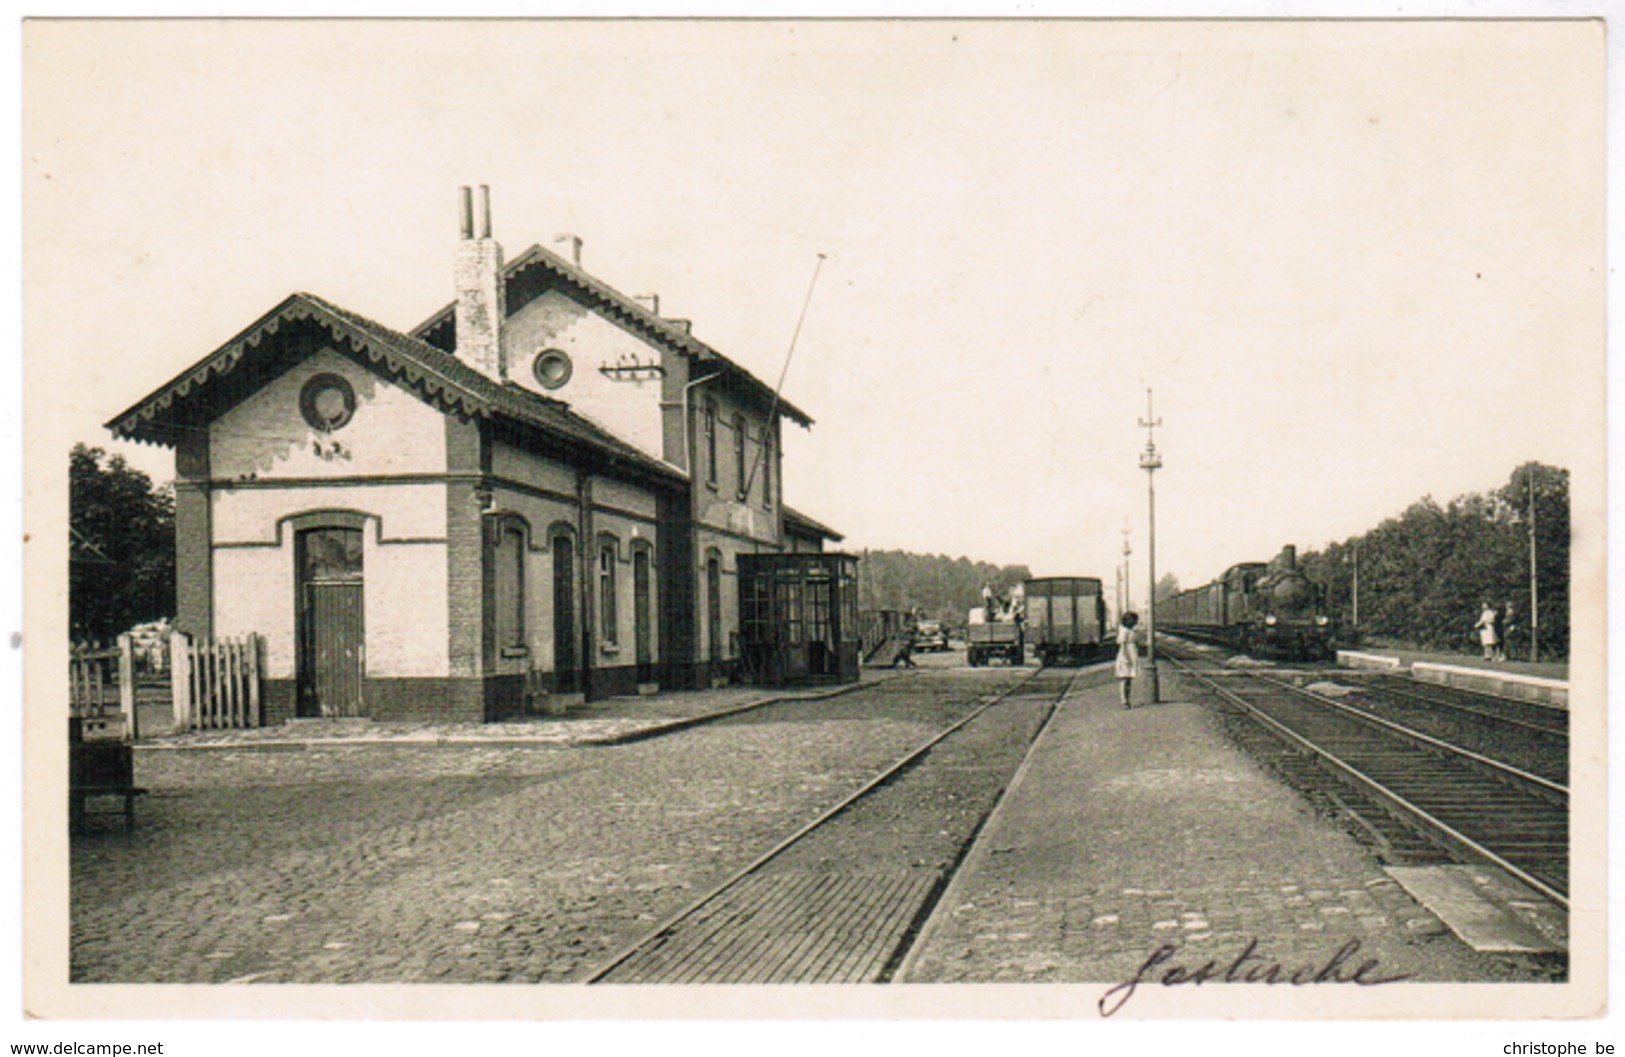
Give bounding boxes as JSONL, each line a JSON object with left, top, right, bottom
{"left": 445, "top": 417, "right": 486, "bottom": 680}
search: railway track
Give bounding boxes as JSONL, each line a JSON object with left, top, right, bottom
{"left": 586, "top": 666, "right": 1081, "bottom": 984}
{"left": 1323, "top": 672, "right": 1568, "bottom": 785}
{"left": 1164, "top": 652, "right": 1568, "bottom": 910}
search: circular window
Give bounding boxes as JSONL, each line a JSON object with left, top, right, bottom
{"left": 299, "top": 373, "right": 356, "bottom": 432}
{"left": 533, "top": 349, "right": 573, "bottom": 390}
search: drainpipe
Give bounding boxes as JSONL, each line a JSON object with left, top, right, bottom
{"left": 681, "top": 370, "right": 724, "bottom": 476}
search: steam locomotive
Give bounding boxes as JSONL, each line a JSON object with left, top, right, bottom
{"left": 1159, "top": 545, "right": 1338, "bottom": 661}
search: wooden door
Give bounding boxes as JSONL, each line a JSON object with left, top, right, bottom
{"left": 706, "top": 555, "right": 722, "bottom": 668}
{"left": 633, "top": 549, "right": 653, "bottom": 683}
{"left": 552, "top": 534, "right": 577, "bottom": 693}
{"left": 297, "top": 527, "right": 364, "bottom": 717}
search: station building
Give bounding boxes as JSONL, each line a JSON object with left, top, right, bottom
{"left": 109, "top": 187, "right": 843, "bottom": 722}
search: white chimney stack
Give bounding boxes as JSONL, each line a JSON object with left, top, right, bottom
{"left": 455, "top": 184, "right": 506, "bottom": 381}
{"left": 554, "top": 233, "right": 583, "bottom": 267}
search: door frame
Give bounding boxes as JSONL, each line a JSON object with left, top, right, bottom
{"left": 291, "top": 515, "right": 368, "bottom": 718}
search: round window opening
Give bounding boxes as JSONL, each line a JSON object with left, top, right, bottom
{"left": 533, "top": 349, "right": 573, "bottom": 390}
{"left": 299, "top": 373, "right": 356, "bottom": 432}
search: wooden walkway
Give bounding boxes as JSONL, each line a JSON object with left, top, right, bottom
{"left": 599, "top": 870, "right": 940, "bottom": 983}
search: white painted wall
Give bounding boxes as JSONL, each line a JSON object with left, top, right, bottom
{"left": 213, "top": 483, "right": 448, "bottom": 545}
{"left": 500, "top": 290, "right": 667, "bottom": 461}
{"left": 210, "top": 346, "right": 447, "bottom": 481}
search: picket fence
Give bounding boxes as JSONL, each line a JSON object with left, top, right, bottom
{"left": 69, "top": 636, "right": 137, "bottom": 738}
{"left": 71, "top": 631, "right": 266, "bottom": 734}
{"left": 171, "top": 632, "right": 264, "bottom": 730}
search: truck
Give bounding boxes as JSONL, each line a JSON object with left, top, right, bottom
{"left": 966, "top": 606, "right": 1024, "bottom": 667}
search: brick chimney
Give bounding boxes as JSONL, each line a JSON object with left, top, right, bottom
{"left": 455, "top": 185, "right": 506, "bottom": 381}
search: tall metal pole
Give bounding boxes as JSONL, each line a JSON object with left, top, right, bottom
{"left": 1138, "top": 389, "right": 1163, "bottom": 704}
{"left": 1121, "top": 523, "right": 1132, "bottom": 619}
{"left": 1352, "top": 539, "right": 1360, "bottom": 629}
{"left": 1529, "top": 473, "right": 1539, "bottom": 662}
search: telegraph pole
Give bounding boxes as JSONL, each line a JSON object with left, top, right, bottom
{"left": 1351, "top": 539, "right": 1360, "bottom": 629}
{"left": 1138, "top": 389, "right": 1163, "bottom": 704}
{"left": 1120, "top": 523, "right": 1132, "bottom": 620}
{"left": 1529, "top": 472, "right": 1539, "bottom": 662}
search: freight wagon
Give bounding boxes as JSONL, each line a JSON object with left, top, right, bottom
{"left": 1023, "top": 576, "right": 1108, "bottom": 667}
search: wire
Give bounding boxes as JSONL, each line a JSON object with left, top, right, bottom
{"left": 745, "top": 253, "right": 826, "bottom": 497}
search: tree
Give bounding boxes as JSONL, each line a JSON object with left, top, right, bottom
{"left": 1498, "top": 462, "right": 1569, "bottom": 660}
{"left": 1153, "top": 573, "right": 1181, "bottom": 602}
{"left": 1297, "top": 462, "right": 1569, "bottom": 659}
{"left": 70, "top": 444, "right": 175, "bottom": 641}
{"left": 856, "top": 548, "right": 1031, "bottom": 623}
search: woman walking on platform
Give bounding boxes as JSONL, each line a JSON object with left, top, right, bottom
{"left": 1116, "top": 611, "right": 1142, "bottom": 709}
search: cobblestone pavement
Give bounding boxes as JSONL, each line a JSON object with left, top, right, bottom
{"left": 900, "top": 679, "right": 1554, "bottom": 997}
{"left": 71, "top": 670, "right": 1025, "bottom": 983}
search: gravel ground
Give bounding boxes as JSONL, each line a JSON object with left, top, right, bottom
{"left": 71, "top": 670, "right": 1024, "bottom": 984}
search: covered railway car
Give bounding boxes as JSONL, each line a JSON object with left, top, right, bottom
{"left": 1023, "top": 576, "right": 1108, "bottom": 666}
{"left": 1161, "top": 546, "right": 1337, "bottom": 660}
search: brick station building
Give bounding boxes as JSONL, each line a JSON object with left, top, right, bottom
{"left": 109, "top": 187, "right": 842, "bottom": 722}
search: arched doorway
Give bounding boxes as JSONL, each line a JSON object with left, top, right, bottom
{"left": 296, "top": 525, "right": 365, "bottom": 717}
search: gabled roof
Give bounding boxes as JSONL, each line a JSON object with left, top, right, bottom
{"left": 410, "top": 242, "right": 813, "bottom": 428}
{"left": 106, "top": 292, "right": 686, "bottom": 488}
{"left": 783, "top": 504, "right": 844, "bottom": 543}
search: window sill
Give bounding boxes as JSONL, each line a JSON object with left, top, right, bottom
{"left": 500, "top": 646, "right": 530, "bottom": 659}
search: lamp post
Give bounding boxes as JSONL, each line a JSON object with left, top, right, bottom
{"left": 1138, "top": 389, "right": 1163, "bottom": 704}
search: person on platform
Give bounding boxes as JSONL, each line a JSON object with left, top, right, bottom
{"left": 1116, "top": 611, "right": 1142, "bottom": 709}
{"left": 1474, "top": 601, "right": 1499, "bottom": 661}
{"left": 1492, "top": 602, "right": 1509, "bottom": 663}
{"left": 893, "top": 617, "right": 918, "bottom": 669}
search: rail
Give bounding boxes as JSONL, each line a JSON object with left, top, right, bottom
{"left": 587, "top": 666, "right": 1066, "bottom": 982}
{"left": 1165, "top": 652, "right": 1568, "bottom": 910}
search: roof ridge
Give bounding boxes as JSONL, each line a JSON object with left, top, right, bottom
{"left": 405, "top": 239, "right": 813, "bottom": 427}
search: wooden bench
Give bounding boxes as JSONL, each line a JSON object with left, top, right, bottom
{"left": 69, "top": 719, "right": 145, "bottom": 832}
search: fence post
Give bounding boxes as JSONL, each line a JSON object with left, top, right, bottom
{"left": 170, "top": 631, "right": 192, "bottom": 730}
{"left": 248, "top": 635, "right": 263, "bottom": 728}
{"left": 117, "top": 633, "right": 138, "bottom": 740}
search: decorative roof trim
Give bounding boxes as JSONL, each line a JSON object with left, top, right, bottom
{"left": 105, "top": 292, "right": 685, "bottom": 488}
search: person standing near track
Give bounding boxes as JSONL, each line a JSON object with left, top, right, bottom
{"left": 1474, "top": 601, "right": 1499, "bottom": 661}
{"left": 1116, "top": 611, "right": 1142, "bottom": 709}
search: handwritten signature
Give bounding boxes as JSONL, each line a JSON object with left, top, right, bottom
{"left": 1097, "top": 938, "right": 1413, "bottom": 1016}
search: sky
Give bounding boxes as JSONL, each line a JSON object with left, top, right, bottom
{"left": 26, "top": 18, "right": 1603, "bottom": 594}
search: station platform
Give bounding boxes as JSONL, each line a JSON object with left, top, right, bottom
{"left": 1335, "top": 646, "right": 1569, "bottom": 707}
{"left": 1336, "top": 645, "right": 1567, "bottom": 682}
{"left": 898, "top": 674, "right": 1553, "bottom": 1004}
